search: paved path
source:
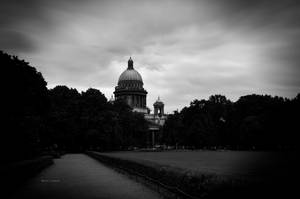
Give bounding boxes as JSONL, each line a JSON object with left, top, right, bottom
{"left": 10, "top": 154, "right": 162, "bottom": 199}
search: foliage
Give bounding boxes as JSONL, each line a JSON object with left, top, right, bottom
{"left": 2, "top": 49, "right": 299, "bottom": 163}
{"left": 1, "top": 50, "right": 148, "bottom": 162}
{"left": 1, "top": 50, "right": 49, "bottom": 161}
{"left": 162, "top": 94, "right": 299, "bottom": 150}
{"left": 47, "top": 86, "right": 148, "bottom": 152}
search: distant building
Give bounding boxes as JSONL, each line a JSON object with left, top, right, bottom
{"left": 145, "top": 96, "right": 167, "bottom": 127}
{"left": 114, "top": 57, "right": 148, "bottom": 113}
{"left": 114, "top": 58, "right": 168, "bottom": 147}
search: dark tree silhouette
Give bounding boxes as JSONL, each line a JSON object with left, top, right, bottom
{"left": 162, "top": 93, "right": 299, "bottom": 150}
{"left": 47, "top": 86, "right": 81, "bottom": 151}
{"left": 1, "top": 51, "right": 49, "bottom": 162}
{"left": 1, "top": 50, "right": 298, "bottom": 163}
{"left": 47, "top": 86, "right": 148, "bottom": 152}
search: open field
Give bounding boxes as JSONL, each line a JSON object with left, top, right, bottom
{"left": 100, "top": 150, "right": 297, "bottom": 179}
{"left": 90, "top": 150, "right": 299, "bottom": 198}
{"left": 89, "top": 150, "right": 300, "bottom": 198}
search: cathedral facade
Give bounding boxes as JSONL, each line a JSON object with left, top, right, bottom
{"left": 114, "top": 58, "right": 167, "bottom": 127}
{"left": 114, "top": 57, "right": 167, "bottom": 147}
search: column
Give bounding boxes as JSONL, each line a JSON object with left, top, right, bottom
{"left": 152, "top": 130, "right": 155, "bottom": 148}
{"left": 141, "top": 96, "right": 144, "bottom": 107}
{"left": 133, "top": 95, "right": 135, "bottom": 107}
{"left": 139, "top": 96, "right": 141, "bottom": 107}
{"left": 132, "top": 95, "right": 134, "bottom": 107}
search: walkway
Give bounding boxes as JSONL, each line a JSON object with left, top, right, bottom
{"left": 10, "top": 154, "right": 162, "bottom": 199}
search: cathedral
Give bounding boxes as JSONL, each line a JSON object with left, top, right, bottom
{"left": 114, "top": 57, "right": 167, "bottom": 146}
{"left": 114, "top": 57, "right": 148, "bottom": 113}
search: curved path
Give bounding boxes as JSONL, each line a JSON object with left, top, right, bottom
{"left": 10, "top": 154, "right": 162, "bottom": 199}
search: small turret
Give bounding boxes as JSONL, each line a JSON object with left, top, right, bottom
{"left": 153, "top": 96, "right": 164, "bottom": 116}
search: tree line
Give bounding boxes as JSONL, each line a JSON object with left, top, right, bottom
{"left": 1, "top": 51, "right": 148, "bottom": 162}
{"left": 1, "top": 50, "right": 299, "bottom": 162}
{"left": 162, "top": 94, "right": 299, "bottom": 150}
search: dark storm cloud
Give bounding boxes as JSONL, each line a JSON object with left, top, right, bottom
{"left": 1, "top": 0, "right": 299, "bottom": 112}
{"left": 0, "top": 0, "right": 40, "bottom": 26}
{"left": 0, "top": 29, "right": 36, "bottom": 52}
{"left": 0, "top": 0, "right": 41, "bottom": 53}
{"left": 220, "top": 0, "right": 300, "bottom": 15}
{"left": 0, "top": 0, "right": 90, "bottom": 53}
{"left": 210, "top": 0, "right": 300, "bottom": 94}
{"left": 215, "top": 0, "right": 300, "bottom": 51}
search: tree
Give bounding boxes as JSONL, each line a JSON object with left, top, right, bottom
{"left": 1, "top": 51, "right": 49, "bottom": 161}
{"left": 162, "top": 93, "right": 300, "bottom": 150}
{"left": 47, "top": 86, "right": 81, "bottom": 151}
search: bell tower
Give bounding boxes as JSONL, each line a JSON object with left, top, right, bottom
{"left": 153, "top": 96, "right": 164, "bottom": 117}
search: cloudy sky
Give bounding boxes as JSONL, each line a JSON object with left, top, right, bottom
{"left": 1, "top": 0, "right": 300, "bottom": 112}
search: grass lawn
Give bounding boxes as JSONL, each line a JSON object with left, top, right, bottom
{"left": 100, "top": 150, "right": 295, "bottom": 179}
{"left": 90, "top": 150, "right": 299, "bottom": 198}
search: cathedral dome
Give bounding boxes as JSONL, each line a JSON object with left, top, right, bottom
{"left": 114, "top": 57, "right": 148, "bottom": 113}
{"left": 117, "top": 57, "right": 143, "bottom": 86}
{"left": 118, "top": 69, "right": 143, "bottom": 83}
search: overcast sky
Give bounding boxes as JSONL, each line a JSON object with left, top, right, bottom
{"left": 1, "top": 0, "right": 300, "bottom": 112}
